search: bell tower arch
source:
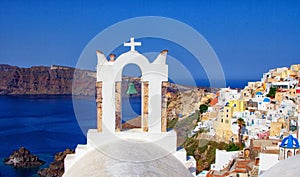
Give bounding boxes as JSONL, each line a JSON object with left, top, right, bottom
{"left": 95, "top": 38, "right": 168, "bottom": 133}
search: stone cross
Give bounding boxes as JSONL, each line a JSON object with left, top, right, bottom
{"left": 124, "top": 37, "right": 141, "bottom": 51}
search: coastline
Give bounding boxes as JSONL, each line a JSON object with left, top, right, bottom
{"left": 0, "top": 64, "right": 251, "bottom": 97}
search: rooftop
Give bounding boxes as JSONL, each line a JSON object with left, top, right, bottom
{"left": 280, "top": 135, "right": 300, "bottom": 148}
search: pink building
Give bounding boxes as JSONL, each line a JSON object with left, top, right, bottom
{"left": 257, "top": 132, "right": 269, "bottom": 139}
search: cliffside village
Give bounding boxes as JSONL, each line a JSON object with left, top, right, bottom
{"left": 189, "top": 64, "right": 300, "bottom": 177}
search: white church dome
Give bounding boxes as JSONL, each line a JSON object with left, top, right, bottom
{"left": 63, "top": 139, "right": 193, "bottom": 177}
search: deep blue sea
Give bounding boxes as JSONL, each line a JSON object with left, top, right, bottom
{"left": 0, "top": 79, "right": 248, "bottom": 177}
{"left": 0, "top": 95, "right": 141, "bottom": 177}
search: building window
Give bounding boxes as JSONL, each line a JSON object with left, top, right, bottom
{"left": 225, "top": 120, "right": 229, "bottom": 124}
{"left": 226, "top": 115, "right": 229, "bottom": 118}
{"left": 221, "top": 119, "right": 223, "bottom": 123}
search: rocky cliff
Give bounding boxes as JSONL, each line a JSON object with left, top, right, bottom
{"left": 0, "top": 64, "right": 149, "bottom": 96}
{"left": 0, "top": 64, "right": 204, "bottom": 95}
{"left": 0, "top": 64, "right": 95, "bottom": 95}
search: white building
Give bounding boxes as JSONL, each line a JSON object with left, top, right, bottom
{"left": 279, "top": 100, "right": 297, "bottom": 119}
{"left": 259, "top": 153, "right": 279, "bottom": 174}
{"left": 210, "top": 149, "right": 239, "bottom": 171}
{"left": 63, "top": 38, "right": 195, "bottom": 176}
{"left": 218, "top": 88, "right": 240, "bottom": 106}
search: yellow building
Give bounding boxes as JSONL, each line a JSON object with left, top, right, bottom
{"left": 255, "top": 87, "right": 265, "bottom": 94}
{"left": 267, "top": 78, "right": 277, "bottom": 83}
{"left": 269, "top": 122, "right": 283, "bottom": 137}
{"left": 290, "top": 64, "right": 300, "bottom": 72}
{"left": 215, "top": 106, "right": 234, "bottom": 142}
{"left": 275, "top": 92, "right": 284, "bottom": 103}
{"left": 247, "top": 81, "right": 263, "bottom": 90}
{"left": 202, "top": 111, "right": 218, "bottom": 121}
{"left": 263, "top": 82, "right": 267, "bottom": 90}
{"left": 270, "top": 118, "right": 287, "bottom": 137}
{"left": 241, "top": 89, "right": 252, "bottom": 100}
{"left": 288, "top": 89, "right": 297, "bottom": 98}
{"left": 272, "top": 67, "right": 289, "bottom": 79}
{"left": 228, "top": 100, "right": 247, "bottom": 114}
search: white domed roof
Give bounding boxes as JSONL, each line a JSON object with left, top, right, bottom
{"left": 64, "top": 139, "right": 193, "bottom": 177}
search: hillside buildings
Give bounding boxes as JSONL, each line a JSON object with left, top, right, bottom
{"left": 198, "top": 64, "right": 300, "bottom": 176}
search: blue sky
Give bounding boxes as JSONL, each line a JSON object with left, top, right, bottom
{"left": 0, "top": 0, "right": 300, "bottom": 87}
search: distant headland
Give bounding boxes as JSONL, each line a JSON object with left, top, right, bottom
{"left": 0, "top": 64, "right": 92, "bottom": 95}
{"left": 0, "top": 64, "right": 215, "bottom": 96}
{"left": 0, "top": 64, "right": 146, "bottom": 96}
